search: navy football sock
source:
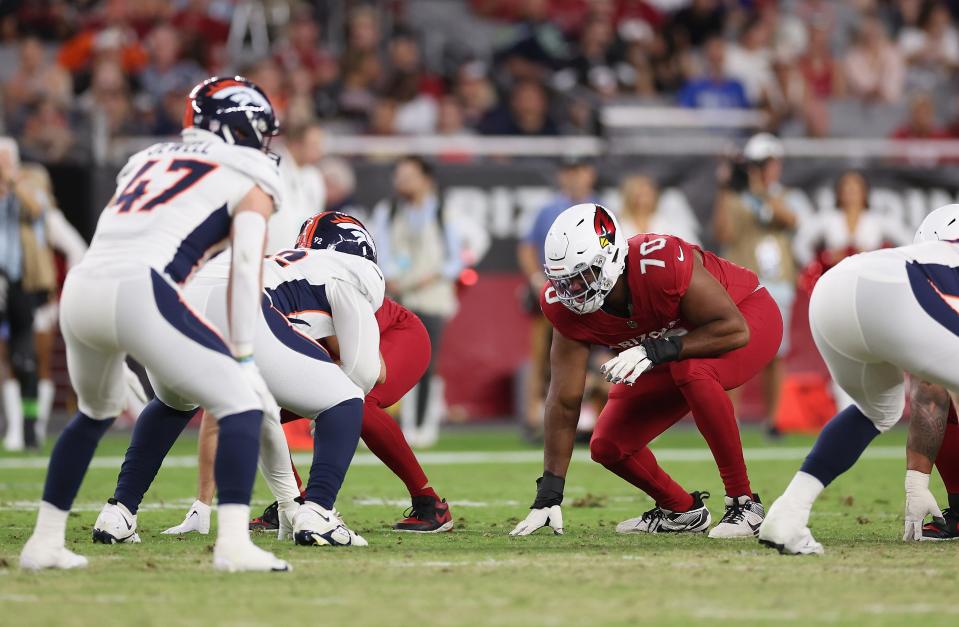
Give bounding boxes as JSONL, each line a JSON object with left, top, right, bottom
{"left": 43, "top": 412, "right": 115, "bottom": 510}
{"left": 800, "top": 404, "right": 880, "bottom": 487}
{"left": 215, "top": 410, "right": 263, "bottom": 505}
{"left": 113, "top": 399, "right": 196, "bottom": 513}
{"left": 305, "top": 398, "right": 363, "bottom": 510}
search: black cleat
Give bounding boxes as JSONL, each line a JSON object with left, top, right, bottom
{"left": 922, "top": 508, "right": 959, "bottom": 541}
{"left": 394, "top": 496, "right": 453, "bottom": 533}
{"left": 249, "top": 501, "right": 280, "bottom": 532}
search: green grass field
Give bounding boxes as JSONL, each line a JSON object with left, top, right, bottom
{"left": 1, "top": 426, "right": 957, "bottom": 627}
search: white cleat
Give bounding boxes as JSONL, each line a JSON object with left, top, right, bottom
{"left": 708, "top": 494, "right": 765, "bottom": 539}
{"left": 92, "top": 499, "right": 141, "bottom": 544}
{"left": 293, "top": 501, "right": 368, "bottom": 547}
{"left": 20, "top": 537, "right": 88, "bottom": 570}
{"left": 212, "top": 540, "right": 291, "bottom": 573}
{"left": 758, "top": 497, "right": 824, "bottom": 555}
{"left": 162, "top": 500, "right": 211, "bottom": 535}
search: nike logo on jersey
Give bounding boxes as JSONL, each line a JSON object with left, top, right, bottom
{"left": 677, "top": 248, "right": 685, "bottom": 262}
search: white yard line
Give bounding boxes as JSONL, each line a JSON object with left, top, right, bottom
{"left": 0, "top": 445, "right": 906, "bottom": 471}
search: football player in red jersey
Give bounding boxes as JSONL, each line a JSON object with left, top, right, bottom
{"left": 510, "top": 203, "right": 782, "bottom": 538}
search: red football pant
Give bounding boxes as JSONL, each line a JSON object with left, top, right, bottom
{"left": 935, "top": 403, "right": 959, "bottom": 495}
{"left": 590, "top": 287, "right": 783, "bottom": 511}
{"left": 282, "top": 312, "right": 436, "bottom": 498}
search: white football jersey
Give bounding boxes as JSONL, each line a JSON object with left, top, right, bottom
{"left": 81, "top": 129, "right": 282, "bottom": 284}
{"left": 835, "top": 239, "right": 959, "bottom": 283}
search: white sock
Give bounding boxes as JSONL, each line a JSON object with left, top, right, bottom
{"left": 3, "top": 379, "right": 23, "bottom": 446}
{"left": 217, "top": 504, "right": 251, "bottom": 544}
{"left": 37, "top": 379, "right": 55, "bottom": 430}
{"left": 780, "top": 471, "right": 825, "bottom": 516}
{"left": 191, "top": 499, "right": 212, "bottom": 516}
{"left": 34, "top": 501, "right": 69, "bottom": 546}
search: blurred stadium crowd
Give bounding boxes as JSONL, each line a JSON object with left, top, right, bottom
{"left": 3, "top": 0, "right": 959, "bottom": 448}
{"left": 3, "top": 0, "right": 959, "bottom": 163}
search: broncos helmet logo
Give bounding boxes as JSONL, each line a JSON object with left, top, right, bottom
{"left": 593, "top": 205, "right": 616, "bottom": 249}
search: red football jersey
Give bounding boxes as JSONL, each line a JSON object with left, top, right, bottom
{"left": 375, "top": 296, "right": 413, "bottom": 334}
{"left": 540, "top": 233, "right": 759, "bottom": 351}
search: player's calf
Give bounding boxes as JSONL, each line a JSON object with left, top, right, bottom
{"left": 616, "top": 491, "right": 711, "bottom": 534}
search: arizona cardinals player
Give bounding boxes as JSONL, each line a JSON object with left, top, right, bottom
{"left": 510, "top": 203, "right": 782, "bottom": 538}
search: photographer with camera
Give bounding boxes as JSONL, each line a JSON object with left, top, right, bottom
{"left": 713, "top": 133, "right": 797, "bottom": 432}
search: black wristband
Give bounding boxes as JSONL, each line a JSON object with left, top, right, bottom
{"left": 641, "top": 335, "right": 683, "bottom": 365}
{"left": 531, "top": 470, "right": 565, "bottom": 508}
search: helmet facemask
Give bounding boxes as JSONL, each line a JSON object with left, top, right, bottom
{"left": 546, "top": 254, "right": 617, "bottom": 315}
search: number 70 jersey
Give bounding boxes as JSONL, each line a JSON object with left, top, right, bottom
{"left": 540, "top": 233, "right": 760, "bottom": 352}
{"left": 82, "top": 135, "right": 282, "bottom": 285}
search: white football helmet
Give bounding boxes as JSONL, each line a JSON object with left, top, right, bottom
{"left": 915, "top": 204, "right": 959, "bottom": 243}
{"left": 543, "top": 203, "right": 627, "bottom": 315}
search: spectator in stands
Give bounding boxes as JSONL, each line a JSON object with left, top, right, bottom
{"left": 368, "top": 98, "right": 398, "bottom": 135}
{"left": 478, "top": 79, "right": 558, "bottom": 135}
{"left": 677, "top": 36, "right": 750, "bottom": 109}
{"left": 614, "top": 22, "right": 658, "bottom": 96}
{"left": 713, "top": 133, "right": 797, "bottom": 428}
{"left": 246, "top": 58, "right": 287, "bottom": 117}
{"left": 569, "top": 17, "right": 618, "bottom": 97}
{"left": 138, "top": 23, "right": 204, "bottom": 107}
{"left": 273, "top": 6, "right": 327, "bottom": 80}
{"left": 3, "top": 36, "right": 73, "bottom": 127}
{"left": 798, "top": 19, "right": 845, "bottom": 136}
{"left": 338, "top": 53, "right": 383, "bottom": 122}
{"left": 516, "top": 157, "right": 598, "bottom": 437}
{"left": 171, "top": 0, "right": 231, "bottom": 68}
{"left": 669, "top": 0, "right": 726, "bottom": 50}
{"left": 56, "top": 0, "right": 148, "bottom": 77}
{"left": 898, "top": 1, "right": 959, "bottom": 92}
{"left": 346, "top": 5, "right": 384, "bottom": 60}
{"left": 844, "top": 14, "right": 905, "bottom": 104}
{"left": 493, "top": 0, "right": 571, "bottom": 80}
{"left": 617, "top": 174, "right": 700, "bottom": 245}
{"left": 454, "top": 61, "right": 498, "bottom": 128}
{"left": 78, "top": 60, "right": 144, "bottom": 138}
{"left": 370, "top": 156, "right": 464, "bottom": 448}
{"left": 891, "top": 91, "right": 949, "bottom": 140}
{"left": 384, "top": 31, "right": 440, "bottom": 134}
{"left": 19, "top": 97, "right": 75, "bottom": 163}
{"left": 269, "top": 120, "right": 326, "bottom": 253}
{"left": 724, "top": 15, "right": 778, "bottom": 107}
{"left": 319, "top": 156, "right": 365, "bottom": 220}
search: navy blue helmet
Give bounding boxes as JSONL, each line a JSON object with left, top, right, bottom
{"left": 295, "top": 211, "right": 378, "bottom": 263}
{"left": 182, "top": 76, "right": 279, "bottom": 152}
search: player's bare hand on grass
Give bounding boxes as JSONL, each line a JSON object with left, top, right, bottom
{"left": 903, "top": 470, "right": 945, "bottom": 541}
{"left": 600, "top": 345, "right": 652, "bottom": 385}
{"left": 510, "top": 505, "right": 564, "bottom": 536}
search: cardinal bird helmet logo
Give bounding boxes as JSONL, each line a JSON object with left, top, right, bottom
{"left": 593, "top": 205, "right": 616, "bottom": 249}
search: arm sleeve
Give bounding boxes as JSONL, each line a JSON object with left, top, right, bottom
{"left": 45, "top": 207, "right": 88, "bottom": 267}
{"left": 792, "top": 216, "right": 823, "bottom": 267}
{"left": 328, "top": 278, "right": 381, "bottom": 394}
{"left": 257, "top": 409, "right": 301, "bottom": 505}
{"left": 440, "top": 214, "right": 464, "bottom": 280}
{"left": 228, "top": 211, "right": 267, "bottom": 358}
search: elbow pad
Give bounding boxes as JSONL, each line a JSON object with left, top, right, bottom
{"left": 229, "top": 211, "right": 267, "bottom": 357}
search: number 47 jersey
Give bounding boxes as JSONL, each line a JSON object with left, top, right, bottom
{"left": 82, "top": 130, "right": 282, "bottom": 284}
{"left": 540, "top": 233, "right": 760, "bottom": 352}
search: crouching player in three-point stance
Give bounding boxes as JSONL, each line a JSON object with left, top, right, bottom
{"left": 19, "top": 76, "right": 290, "bottom": 572}
{"left": 510, "top": 203, "right": 782, "bottom": 538}
{"left": 95, "top": 212, "right": 384, "bottom": 547}
{"left": 760, "top": 204, "right": 959, "bottom": 555}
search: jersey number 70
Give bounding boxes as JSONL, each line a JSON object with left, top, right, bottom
{"left": 113, "top": 159, "right": 218, "bottom": 214}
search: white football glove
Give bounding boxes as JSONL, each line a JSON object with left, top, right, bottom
{"left": 509, "top": 505, "right": 564, "bottom": 536}
{"left": 239, "top": 359, "right": 281, "bottom": 423}
{"left": 904, "top": 470, "right": 944, "bottom": 541}
{"left": 600, "top": 345, "right": 653, "bottom": 385}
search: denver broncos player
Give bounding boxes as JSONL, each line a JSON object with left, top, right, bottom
{"left": 510, "top": 203, "right": 782, "bottom": 538}
{"left": 761, "top": 204, "right": 959, "bottom": 554}
{"left": 96, "top": 211, "right": 384, "bottom": 548}
{"left": 19, "top": 76, "right": 289, "bottom": 572}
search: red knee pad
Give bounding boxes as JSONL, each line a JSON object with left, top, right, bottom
{"left": 590, "top": 436, "right": 627, "bottom": 466}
